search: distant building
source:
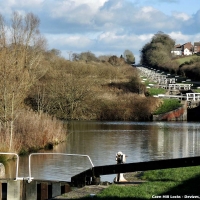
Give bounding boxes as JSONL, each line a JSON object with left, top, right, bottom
{"left": 171, "top": 44, "right": 182, "bottom": 56}
{"left": 193, "top": 42, "right": 200, "bottom": 54}
{"left": 182, "top": 42, "right": 193, "bottom": 55}
{"left": 172, "top": 42, "right": 193, "bottom": 56}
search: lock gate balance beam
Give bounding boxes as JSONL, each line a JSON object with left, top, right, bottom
{"left": 71, "top": 155, "right": 200, "bottom": 187}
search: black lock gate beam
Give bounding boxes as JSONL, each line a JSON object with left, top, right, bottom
{"left": 71, "top": 156, "right": 200, "bottom": 187}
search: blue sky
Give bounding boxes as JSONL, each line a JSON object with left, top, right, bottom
{"left": 0, "top": 0, "right": 199, "bottom": 63}
{"left": 130, "top": 0, "right": 199, "bottom": 15}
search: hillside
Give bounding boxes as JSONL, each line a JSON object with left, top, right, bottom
{"left": 174, "top": 55, "right": 198, "bottom": 65}
{"left": 26, "top": 59, "right": 161, "bottom": 121}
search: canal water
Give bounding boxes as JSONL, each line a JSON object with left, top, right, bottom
{"left": 4, "top": 121, "right": 200, "bottom": 182}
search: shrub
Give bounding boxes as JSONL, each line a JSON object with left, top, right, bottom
{"left": 96, "top": 94, "right": 161, "bottom": 121}
{"left": 0, "top": 110, "right": 67, "bottom": 154}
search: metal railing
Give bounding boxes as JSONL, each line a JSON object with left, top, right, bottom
{"left": 28, "top": 153, "right": 94, "bottom": 183}
{"left": 0, "top": 152, "right": 22, "bottom": 180}
{"left": 186, "top": 93, "right": 200, "bottom": 101}
{"left": 0, "top": 152, "right": 94, "bottom": 183}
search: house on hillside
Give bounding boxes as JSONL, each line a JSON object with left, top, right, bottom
{"left": 194, "top": 42, "right": 200, "bottom": 54}
{"left": 171, "top": 42, "right": 193, "bottom": 56}
{"left": 171, "top": 44, "right": 182, "bottom": 56}
{"left": 182, "top": 42, "right": 193, "bottom": 55}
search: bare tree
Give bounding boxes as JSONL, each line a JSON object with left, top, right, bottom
{"left": 0, "top": 12, "right": 47, "bottom": 151}
{"left": 71, "top": 53, "right": 80, "bottom": 61}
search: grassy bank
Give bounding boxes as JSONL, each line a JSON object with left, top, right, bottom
{"left": 153, "top": 99, "right": 182, "bottom": 115}
{"left": 147, "top": 88, "right": 166, "bottom": 96}
{"left": 73, "top": 166, "right": 200, "bottom": 199}
{"left": 175, "top": 55, "right": 197, "bottom": 65}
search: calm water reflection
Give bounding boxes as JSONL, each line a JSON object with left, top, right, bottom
{"left": 5, "top": 121, "right": 200, "bottom": 182}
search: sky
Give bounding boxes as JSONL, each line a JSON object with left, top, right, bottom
{"left": 0, "top": 0, "right": 200, "bottom": 63}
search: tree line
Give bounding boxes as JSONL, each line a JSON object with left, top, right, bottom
{"left": 25, "top": 53, "right": 156, "bottom": 121}
{"left": 71, "top": 50, "right": 135, "bottom": 64}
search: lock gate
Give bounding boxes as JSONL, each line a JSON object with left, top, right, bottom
{"left": 71, "top": 155, "right": 200, "bottom": 187}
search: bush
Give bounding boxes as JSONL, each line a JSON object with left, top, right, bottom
{"left": 0, "top": 110, "right": 67, "bottom": 154}
{"left": 96, "top": 94, "right": 161, "bottom": 121}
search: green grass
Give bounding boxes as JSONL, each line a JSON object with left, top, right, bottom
{"left": 153, "top": 99, "right": 182, "bottom": 115}
{"left": 142, "top": 167, "right": 200, "bottom": 182}
{"left": 140, "top": 76, "right": 157, "bottom": 86}
{"left": 147, "top": 88, "right": 166, "bottom": 96}
{"left": 144, "top": 80, "right": 157, "bottom": 87}
{"left": 96, "top": 182, "right": 177, "bottom": 199}
{"left": 176, "top": 55, "right": 197, "bottom": 65}
{"left": 193, "top": 89, "right": 200, "bottom": 93}
{"left": 80, "top": 166, "right": 200, "bottom": 199}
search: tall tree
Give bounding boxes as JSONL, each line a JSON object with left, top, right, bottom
{"left": 0, "top": 12, "right": 47, "bottom": 150}
{"left": 140, "top": 32, "right": 175, "bottom": 69}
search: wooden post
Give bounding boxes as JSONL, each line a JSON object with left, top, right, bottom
{"left": 38, "top": 182, "right": 48, "bottom": 200}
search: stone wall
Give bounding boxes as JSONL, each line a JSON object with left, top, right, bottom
{"left": 153, "top": 102, "right": 187, "bottom": 121}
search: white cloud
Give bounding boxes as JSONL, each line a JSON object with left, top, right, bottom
{"left": 169, "top": 31, "right": 189, "bottom": 42}
{"left": 18, "top": 0, "right": 44, "bottom": 6}
{"left": 2, "top": 0, "right": 44, "bottom": 8}
{"left": 73, "top": 0, "right": 107, "bottom": 9}
{"left": 172, "top": 12, "right": 191, "bottom": 21}
{"left": 138, "top": 34, "right": 154, "bottom": 41}
{"left": 46, "top": 34, "right": 94, "bottom": 50}
{"left": 43, "top": 0, "right": 108, "bottom": 20}
{"left": 141, "top": 6, "right": 155, "bottom": 13}
{"left": 65, "top": 36, "right": 94, "bottom": 48}
{"left": 0, "top": 0, "right": 44, "bottom": 16}
{"left": 169, "top": 31, "right": 200, "bottom": 45}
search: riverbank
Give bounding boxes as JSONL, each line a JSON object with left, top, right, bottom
{"left": 153, "top": 101, "right": 187, "bottom": 121}
{"left": 0, "top": 110, "right": 67, "bottom": 155}
{"left": 53, "top": 166, "right": 200, "bottom": 199}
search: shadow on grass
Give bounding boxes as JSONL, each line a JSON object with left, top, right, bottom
{"left": 161, "top": 174, "right": 200, "bottom": 196}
